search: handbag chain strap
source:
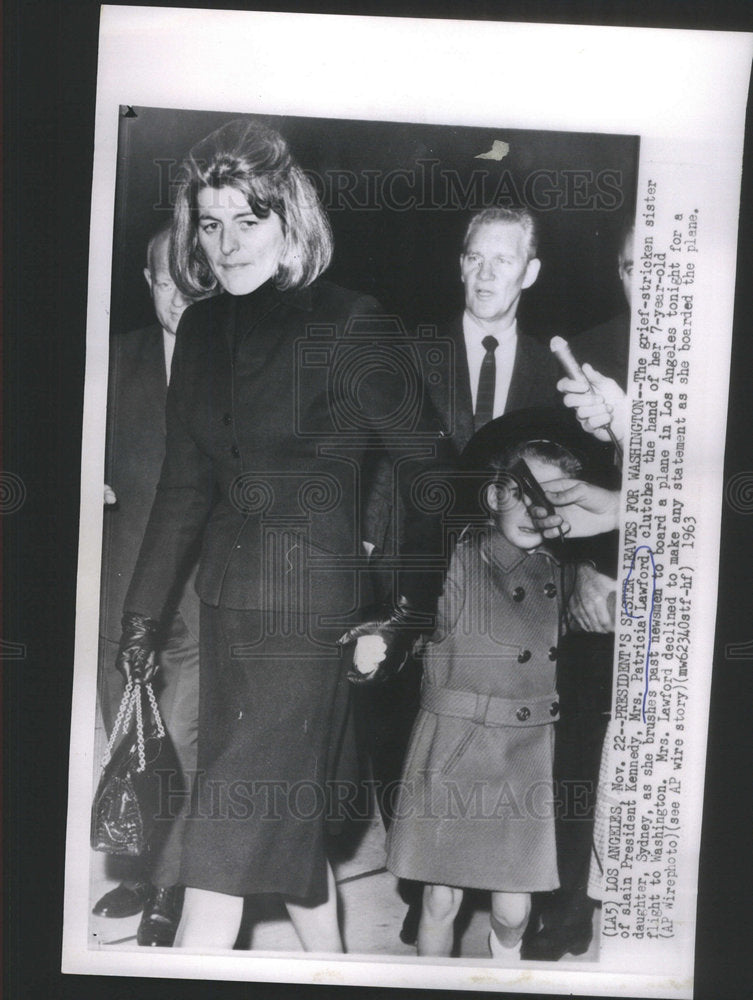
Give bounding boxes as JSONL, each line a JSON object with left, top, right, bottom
{"left": 144, "top": 680, "right": 166, "bottom": 739}
{"left": 101, "top": 679, "right": 166, "bottom": 773}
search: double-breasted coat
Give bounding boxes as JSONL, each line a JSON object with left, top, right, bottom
{"left": 386, "top": 526, "right": 574, "bottom": 893}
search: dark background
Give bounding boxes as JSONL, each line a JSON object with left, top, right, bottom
{"left": 5, "top": 3, "right": 753, "bottom": 1000}
{"left": 112, "top": 107, "right": 637, "bottom": 337}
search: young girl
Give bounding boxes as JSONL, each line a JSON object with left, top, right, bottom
{"left": 386, "top": 438, "right": 581, "bottom": 959}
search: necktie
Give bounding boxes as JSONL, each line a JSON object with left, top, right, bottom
{"left": 474, "top": 334, "right": 498, "bottom": 430}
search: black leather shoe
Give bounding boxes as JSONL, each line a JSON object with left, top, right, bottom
{"left": 92, "top": 881, "right": 150, "bottom": 918}
{"left": 136, "top": 885, "right": 185, "bottom": 947}
{"left": 520, "top": 920, "right": 593, "bottom": 961}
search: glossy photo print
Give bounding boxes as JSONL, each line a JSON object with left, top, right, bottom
{"left": 62, "top": 9, "right": 753, "bottom": 997}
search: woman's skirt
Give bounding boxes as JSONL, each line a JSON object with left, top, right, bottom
{"left": 179, "top": 604, "right": 355, "bottom": 903}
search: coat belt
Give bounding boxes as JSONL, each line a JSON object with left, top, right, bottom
{"left": 420, "top": 682, "right": 560, "bottom": 727}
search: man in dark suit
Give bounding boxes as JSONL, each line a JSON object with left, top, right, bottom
{"left": 93, "top": 226, "right": 202, "bottom": 947}
{"left": 429, "top": 206, "right": 561, "bottom": 450}
{"left": 359, "top": 206, "right": 562, "bottom": 606}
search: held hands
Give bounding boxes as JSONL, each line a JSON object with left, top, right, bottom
{"left": 558, "top": 363, "right": 627, "bottom": 447}
{"left": 352, "top": 635, "right": 388, "bottom": 678}
{"left": 569, "top": 563, "right": 616, "bottom": 634}
{"left": 338, "top": 596, "right": 430, "bottom": 685}
{"left": 115, "top": 612, "right": 161, "bottom": 684}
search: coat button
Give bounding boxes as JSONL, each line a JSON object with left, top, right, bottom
{"left": 548, "top": 646, "right": 558, "bottom": 661}
{"left": 230, "top": 444, "right": 240, "bottom": 458}
{"left": 550, "top": 701, "right": 559, "bottom": 717}
{"left": 544, "top": 583, "right": 557, "bottom": 598}
{"left": 516, "top": 706, "right": 531, "bottom": 722}
{"left": 512, "top": 587, "right": 525, "bottom": 602}
{"left": 222, "top": 413, "right": 232, "bottom": 425}
{"left": 517, "top": 649, "right": 531, "bottom": 663}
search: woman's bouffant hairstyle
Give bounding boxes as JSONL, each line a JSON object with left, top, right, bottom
{"left": 170, "top": 118, "right": 333, "bottom": 295}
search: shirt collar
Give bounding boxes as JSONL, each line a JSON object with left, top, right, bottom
{"left": 463, "top": 310, "right": 518, "bottom": 347}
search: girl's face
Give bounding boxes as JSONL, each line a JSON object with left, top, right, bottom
{"left": 487, "top": 455, "right": 563, "bottom": 551}
{"left": 196, "top": 184, "right": 285, "bottom": 296}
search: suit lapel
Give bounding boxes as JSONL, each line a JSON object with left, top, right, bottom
{"left": 505, "top": 335, "right": 535, "bottom": 414}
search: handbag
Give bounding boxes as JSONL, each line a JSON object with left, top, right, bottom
{"left": 90, "top": 679, "right": 184, "bottom": 857}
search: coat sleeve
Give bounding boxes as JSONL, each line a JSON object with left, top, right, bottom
{"left": 431, "top": 541, "right": 469, "bottom": 641}
{"left": 346, "top": 296, "right": 451, "bottom": 612}
{"left": 123, "top": 315, "right": 214, "bottom": 624}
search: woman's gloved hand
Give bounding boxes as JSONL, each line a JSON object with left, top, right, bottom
{"left": 338, "top": 596, "right": 432, "bottom": 685}
{"left": 115, "top": 612, "right": 161, "bottom": 684}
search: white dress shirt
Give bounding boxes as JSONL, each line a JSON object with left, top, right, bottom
{"left": 163, "top": 329, "right": 176, "bottom": 386}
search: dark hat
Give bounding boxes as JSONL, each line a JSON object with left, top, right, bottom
{"left": 460, "top": 405, "right": 618, "bottom": 486}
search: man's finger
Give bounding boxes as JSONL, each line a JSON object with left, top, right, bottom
{"left": 556, "top": 374, "right": 591, "bottom": 394}
{"left": 543, "top": 481, "right": 590, "bottom": 507}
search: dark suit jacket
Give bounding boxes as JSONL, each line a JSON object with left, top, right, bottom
{"left": 427, "top": 315, "right": 564, "bottom": 456}
{"left": 125, "top": 281, "right": 444, "bottom": 622}
{"left": 571, "top": 310, "right": 630, "bottom": 391}
{"left": 361, "top": 315, "right": 562, "bottom": 584}
{"left": 101, "top": 325, "right": 200, "bottom": 643}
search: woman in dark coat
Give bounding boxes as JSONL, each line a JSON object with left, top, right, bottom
{"left": 117, "top": 119, "right": 439, "bottom": 950}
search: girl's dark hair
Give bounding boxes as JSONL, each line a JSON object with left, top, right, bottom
{"left": 170, "top": 118, "right": 333, "bottom": 296}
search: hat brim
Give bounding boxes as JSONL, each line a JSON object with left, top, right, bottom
{"left": 460, "top": 405, "right": 618, "bottom": 485}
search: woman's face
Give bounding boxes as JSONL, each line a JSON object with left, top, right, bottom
{"left": 196, "top": 184, "right": 286, "bottom": 296}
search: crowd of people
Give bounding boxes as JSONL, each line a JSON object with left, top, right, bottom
{"left": 93, "top": 116, "right": 630, "bottom": 960}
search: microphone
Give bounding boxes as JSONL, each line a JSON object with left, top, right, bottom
{"left": 550, "top": 336, "right": 623, "bottom": 464}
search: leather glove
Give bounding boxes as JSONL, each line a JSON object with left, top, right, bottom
{"left": 338, "top": 596, "right": 432, "bottom": 685}
{"left": 115, "top": 612, "right": 161, "bottom": 684}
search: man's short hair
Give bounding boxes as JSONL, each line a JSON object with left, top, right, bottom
{"left": 462, "top": 207, "right": 539, "bottom": 261}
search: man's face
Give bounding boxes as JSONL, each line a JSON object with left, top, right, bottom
{"left": 618, "top": 227, "right": 634, "bottom": 306}
{"left": 144, "top": 234, "right": 191, "bottom": 336}
{"left": 460, "top": 221, "right": 540, "bottom": 328}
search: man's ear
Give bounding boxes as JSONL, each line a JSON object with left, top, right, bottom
{"left": 143, "top": 266, "right": 153, "bottom": 294}
{"left": 522, "top": 256, "right": 541, "bottom": 290}
{"left": 459, "top": 253, "right": 466, "bottom": 282}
